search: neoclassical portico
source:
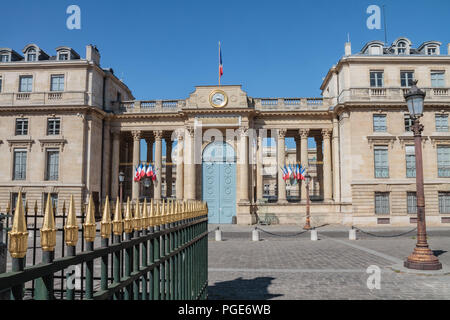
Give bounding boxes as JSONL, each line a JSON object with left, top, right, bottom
{"left": 105, "top": 85, "right": 341, "bottom": 225}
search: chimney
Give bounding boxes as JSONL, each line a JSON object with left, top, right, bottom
{"left": 345, "top": 42, "right": 352, "bottom": 56}
{"left": 86, "top": 45, "right": 100, "bottom": 66}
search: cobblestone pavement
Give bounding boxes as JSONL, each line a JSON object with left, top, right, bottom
{"left": 207, "top": 225, "right": 450, "bottom": 300}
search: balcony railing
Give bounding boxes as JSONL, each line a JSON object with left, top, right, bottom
{"left": 0, "top": 91, "right": 88, "bottom": 106}
{"left": 120, "top": 100, "right": 183, "bottom": 113}
{"left": 339, "top": 87, "right": 450, "bottom": 104}
{"left": 254, "top": 97, "right": 328, "bottom": 111}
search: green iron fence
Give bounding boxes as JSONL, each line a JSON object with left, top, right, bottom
{"left": 0, "top": 192, "right": 208, "bottom": 300}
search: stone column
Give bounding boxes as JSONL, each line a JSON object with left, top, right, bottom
{"left": 256, "top": 132, "right": 264, "bottom": 202}
{"left": 111, "top": 130, "right": 121, "bottom": 200}
{"left": 277, "top": 129, "right": 287, "bottom": 203}
{"left": 322, "top": 129, "right": 333, "bottom": 201}
{"left": 102, "top": 121, "right": 111, "bottom": 200}
{"left": 154, "top": 130, "right": 163, "bottom": 200}
{"left": 295, "top": 135, "right": 301, "bottom": 200}
{"left": 184, "top": 127, "right": 196, "bottom": 200}
{"left": 165, "top": 137, "right": 173, "bottom": 198}
{"left": 332, "top": 118, "right": 341, "bottom": 202}
{"left": 176, "top": 131, "right": 184, "bottom": 200}
{"left": 300, "top": 129, "right": 309, "bottom": 200}
{"left": 315, "top": 135, "right": 324, "bottom": 200}
{"left": 131, "top": 130, "right": 142, "bottom": 200}
{"left": 146, "top": 138, "right": 154, "bottom": 163}
{"left": 239, "top": 128, "right": 249, "bottom": 203}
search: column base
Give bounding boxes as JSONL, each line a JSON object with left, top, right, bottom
{"left": 404, "top": 247, "right": 442, "bottom": 271}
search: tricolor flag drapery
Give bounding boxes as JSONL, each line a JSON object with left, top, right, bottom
{"left": 219, "top": 42, "right": 223, "bottom": 85}
{"left": 134, "top": 163, "right": 157, "bottom": 182}
{"left": 280, "top": 164, "right": 307, "bottom": 184}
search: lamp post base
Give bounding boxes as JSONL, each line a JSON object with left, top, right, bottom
{"left": 404, "top": 247, "right": 442, "bottom": 270}
{"left": 303, "top": 224, "right": 312, "bottom": 231}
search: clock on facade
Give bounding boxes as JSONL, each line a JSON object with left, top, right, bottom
{"left": 209, "top": 89, "right": 228, "bottom": 108}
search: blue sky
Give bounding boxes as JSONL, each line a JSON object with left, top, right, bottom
{"left": 2, "top": 0, "right": 450, "bottom": 155}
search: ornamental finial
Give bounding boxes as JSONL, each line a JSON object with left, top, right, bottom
{"left": 65, "top": 195, "right": 79, "bottom": 246}
{"left": 41, "top": 194, "right": 57, "bottom": 251}
{"left": 8, "top": 192, "right": 29, "bottom": 258}
{"left": 83, "top": 194, "right": 96, "bottom": 242}
{"left": 101, "top": 196, "right": 112, "bottom": 239}
{"left": 112, "top": 198, "right": 123, "bottom": 235}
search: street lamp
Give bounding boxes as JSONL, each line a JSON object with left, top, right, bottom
{"left": 118, "top": 171, "right": 125, "bottom": 205}
{"left": 403, "top": 81, "right": 442, "bottom": 270}
{"left": 303, "top": 172, "right": 312, "bottom": 230}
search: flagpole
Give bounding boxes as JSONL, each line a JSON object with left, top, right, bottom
{"left": 218, "top": 41, "right": 221, "bottom": 86}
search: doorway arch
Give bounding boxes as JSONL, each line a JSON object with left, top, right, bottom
{"left": 202, "top": 141, "right": 236, "bottom": 224}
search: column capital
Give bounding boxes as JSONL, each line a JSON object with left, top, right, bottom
{"left": 277, "top": 128, "right": 287, "bottom": 138}
{"left": 322, "top": 129, "right": 332, "bottom": 139}
{"left": 153, "top": 130, "right": 163, "bottom": 140}
{"left": 238, "top": 127, "right": 249, "bottom": 137}
{"left": 186, "top": 126, "right": 195, "bottom": 137}
{"left": 299, "top": 129, "right": 309, "bottom": 139}
{"left": 131, "top": 130, "right": 142, "bottom": 141}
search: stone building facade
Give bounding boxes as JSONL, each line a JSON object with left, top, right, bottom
{"left": 1, "top": 38, "right": 450, "bottom": 226}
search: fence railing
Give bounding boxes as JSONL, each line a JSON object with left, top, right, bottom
{"left": 0, "top": 192, "right": 208, "bottom": 300}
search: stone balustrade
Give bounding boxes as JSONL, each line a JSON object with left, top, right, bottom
{"left": 0, "top": 91, "right": 88, "bottom": 106}
{"left": 339, "top": 87, "right": 450, "bottom": 104}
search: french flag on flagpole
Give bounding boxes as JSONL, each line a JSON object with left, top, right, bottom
{"left": 219, "top": 42, "right": 223, "bottom": 85}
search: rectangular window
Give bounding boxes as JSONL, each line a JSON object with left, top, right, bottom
{"left": 400, "top": 71, "right": 414, "bottom": 87}
{"left": 404, "top": 115, "right": 414, "bottom": 132}
{"left": 27, "top": 53, "right": 36, "bottom": 61}
{"left": 373, "top": 114, "right": 387, "bottom": 132}
{"left": 439, "top": 192, "right": 450, "bottom": 214}
{"left": 47, "top": 118, "right": 61, "bottom": 135}
{"left": 58, "top": 54, "right": 68, "bottom": 61}
{"left": 19, "top": 75, "right": 33, "bottom": 92}
{"left": 0, "top": 54, "right": 9, "bottom": 62}
{"left": 436, "top": 114, "right": 449, "bottom": 132}
{"left": 405, "top": 145, "right": 416, "bottom": 178}
{"left": 431, "top": 71, "right": 445, "bottom": 88}
{"left": 407, "top": 192, "right": 418, "bottom": 214}
{"left": 375, "top": 192, "right": 390, "bottom": 215}
{"left": 15, "top": 118, "right": 28, "bottom": 135}
{"left": 50, "top": 75, "right": 64, "bottom": 92}
{"left": 46, "top": 150, "right": 59, "bottom": 181}
{"left": 437, "top": 145, "right": 450, "bottom": 177}
{"left": 13, "top": 150, "right": 27, "bottom": 180}
{"left": 374, "top": 146, "right": 389, "bottom": 178}
{"left": 428, "top": 47, "right": 437, "bottom": 55}
{"left": 370, "top": 71, "right": 384, "bottom": 88}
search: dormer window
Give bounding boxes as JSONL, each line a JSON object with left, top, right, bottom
{"left": 397, "top": 42, "right": 407, "bottom": 54}
{"left": 0, "top": 54, "right": 9, "bottom": 62}
{"left": 427, "top": 46, "right": 437, "bottom": 55}
{"left": 369, "top": 45, "right": 382, "bottom": 55}
{"left": 26, "top": 48, "right": 37, "bottom": 62}
{"left": 58, "top": 52, "right": 69, "bottom": 61}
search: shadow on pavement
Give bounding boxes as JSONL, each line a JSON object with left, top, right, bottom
{"left": 208, "top": 276, "right": 282, "bottom": 300}
{"left": 433, "top": 250, "right": 447, "bottom": 257}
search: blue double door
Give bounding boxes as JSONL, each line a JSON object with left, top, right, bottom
{"left": 202, "top": 162, "right": 236, "bottom": 224}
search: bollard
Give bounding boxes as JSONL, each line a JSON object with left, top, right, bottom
{"left": 252, "top": 228, "right": 260, "bottom": 242}
{"left": 215, "top": 227, "right": 222, "bottom": 241}
{"left": 349, "top": 227, "right": 357, "bottom": 240}
{"left": 310, "top": 229, "right": 318, "bottom": 241}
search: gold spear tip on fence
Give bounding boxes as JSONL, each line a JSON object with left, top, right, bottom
{"left": 41, "top": 194, "right": 57, "bottom": 252}
{"left": 124, "top": 197, "right": 133, "bottom": 233}
{"left": 113, "top": 197, "right": 123, "bottom": 235}
{"left": 142, "top": 198, "right": 149, "bottom": 229}
{"left": 101, "top": 196, "right": 112, "bottom": 239}
{"left": 8, "top": 191, "right": 29, "bottom": 259}
{"left": 133, "top": 199, "right": 142, "bottom": 231}
{"left": 83, "top": 194, "right": 96, "bottom": 242}
{"left": 65, "top": 195, "right": 79, "bottom": 246}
